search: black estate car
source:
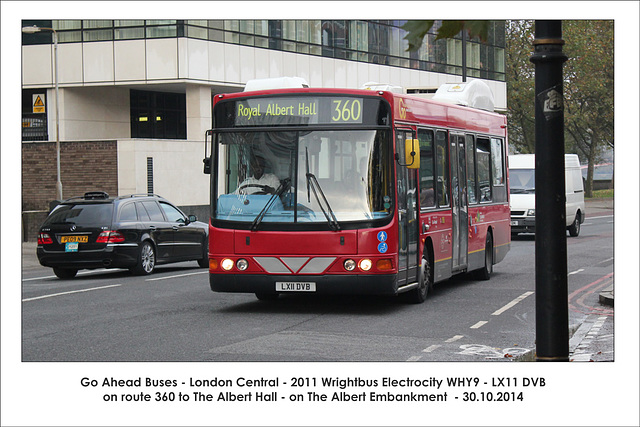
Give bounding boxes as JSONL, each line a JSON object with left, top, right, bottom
{"left": 37, "top": 192, "right": 209, "bottom": 279}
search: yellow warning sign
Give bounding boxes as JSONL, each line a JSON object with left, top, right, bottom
{"left": 33, "top": 94, "right": 45, "bottom": 113}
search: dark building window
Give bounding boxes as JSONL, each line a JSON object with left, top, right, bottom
{"left": 130, "top": 90, "right": 186, "bottom": 139}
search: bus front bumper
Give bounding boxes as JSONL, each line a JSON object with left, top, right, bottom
{"left": 210, "top": 273, "right": 398, "bottom": 296}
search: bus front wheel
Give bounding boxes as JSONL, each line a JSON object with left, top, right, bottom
{"left": 405, "top": 253, "right": 433, "bottom": 304}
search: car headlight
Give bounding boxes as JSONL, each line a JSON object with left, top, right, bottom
{"left": 527, "top": 209, "right": 535, "bottom": 216}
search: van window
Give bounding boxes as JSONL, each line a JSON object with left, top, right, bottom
{"left": 510, "top": 169, "right": 535, "bottom": 194}
{"left": 571, "top": 170, "right": 584, "bottom": 193}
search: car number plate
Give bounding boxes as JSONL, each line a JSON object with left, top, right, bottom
{"left": 510, "top": 220, "right": 519, "bottom": 226}
{"left": 61, "top": 235, "right": 88, "bottom": 243}
{"left": 275, "top": 282, "right": 316, "bottom": 292}
{"left": 65, "top": 242, "right": 79, "bottom": 252}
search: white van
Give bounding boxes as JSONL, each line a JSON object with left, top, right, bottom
{"left": 509, "top": 154, "right": 586, "bottom": 237}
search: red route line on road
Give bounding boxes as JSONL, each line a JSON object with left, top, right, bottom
{"left": 568, "top": 272, "right": 614, "bottom": 316}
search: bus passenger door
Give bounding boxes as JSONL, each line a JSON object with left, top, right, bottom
{"left": 396, "top": 130, "right": 419, "bottom": 287}
{"left": 450, "top": 134, "right": 469, "bottom": 271}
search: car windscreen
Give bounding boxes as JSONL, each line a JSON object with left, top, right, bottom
{"left": 43, "top": 203, "right": 114, "bottom": 227}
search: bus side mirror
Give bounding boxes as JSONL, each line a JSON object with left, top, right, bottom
{"left": 405, "top": 138, "right": 420, "bottom": 169}
{"left": 203, "top": 157, "right": 211, "bottom": 174}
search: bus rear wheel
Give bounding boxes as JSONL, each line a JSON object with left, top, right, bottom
{"left": 475, "top": 232, "right": 493, "bottom": 280}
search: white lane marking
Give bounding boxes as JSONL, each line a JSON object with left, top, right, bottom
{"left": 584, "top": 214, "right": 613, "bottom": 221}
{"left": 569, "top": 268, "right": 584, "bottom": 276}
{"left": 22, "top": 284, "right": 122, "bottom": 302}
{"left": 491, "top": 291, "right": 534, "bottom": 316}
{"left": 407, "top": 355, "right": 422, "bottom": 362}
{"left": 145, "top": 271, "right": 208, "bottom": 281}
{"left": 422, "top": 345, "right": 441, "bottom": 353}
{"left": 22, "top": 269, "right": 110, "bottom": 282}
{"left": 470, "top": 321, "right": 488, "bottom": 329}
{"left": 445, "top": 335, "right": 464, "bottom": 343}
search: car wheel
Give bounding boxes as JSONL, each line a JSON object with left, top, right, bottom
{"left": 53, "top": 267, "right": 78, "bottom": 279}
{"left": 568, "top": 212, "right": 581, "bottom": 237}
{"left": 476, "top": 232, "right": 493, "bottom": 280}
{"left": 131, "top": 241, "right": 155, "bottom": 275}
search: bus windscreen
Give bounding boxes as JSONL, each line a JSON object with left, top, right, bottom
{"left": 214, "top": 129, "right": 393, "bottom": 228}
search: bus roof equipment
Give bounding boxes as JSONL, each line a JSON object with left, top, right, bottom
{"left": 432, "top": 79, "right": 495, "bottom": 112}
{"left": 244, "top": 76, "right": 309, "bottom": 92}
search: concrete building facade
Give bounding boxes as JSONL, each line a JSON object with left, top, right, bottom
{"left": 21, "top": 19, "right": 507, "bottom": 240}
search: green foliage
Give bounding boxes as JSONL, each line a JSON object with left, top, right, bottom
{"left": 402, "top": 20, "right": 490, "bottom": 52}
{"left": 589, "top": 189, "right": 614, "bottom": 199}
{"left": 505, "top": 20, "right": 614, "bottom": 197}
{"left": 505, "top": 20, "right": 536, "bottom": 153}
{"left": 506, "top": 21, "right": 613, "bottom": 154}
{"left": 402, "top": 21, "right": 436, "bottom": 52}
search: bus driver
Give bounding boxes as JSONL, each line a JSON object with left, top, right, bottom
{"left": 236, "top": 155, "right": 281, "bottom": 195}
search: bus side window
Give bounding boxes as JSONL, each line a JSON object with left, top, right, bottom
{"left": 418, "top": 129, "right": 435, "bottom": 209}
{"left": 476, "top": 138, "right": 492, "bottom": 202}
{"left": 435, "top": 130, "right": 450, "bottom": 207}
{"left": 491, "top": 137, "right": 507, "bottom": 202}
{"left": 466, "top": 135, "right": 477, "bottom": 204}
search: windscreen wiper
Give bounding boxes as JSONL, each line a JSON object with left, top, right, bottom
{"left": 304, "top": 147, "right": 340, "bottom": 231}
{"left": 306, "top": 172, "right": 341, "bottom": 231}
{"left": 251, "top": 178, "right": 291, "bottom": 231}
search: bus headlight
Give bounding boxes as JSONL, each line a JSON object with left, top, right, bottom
{"left": 344, "top": 259, "right": 356, "bottom": 271}
{"left": 221, "top": 258, "right": 234, "bottom": 271}
{"left": 358, "top": 259, "right": 372, "bottom": 271}
{"left": 237, "top": 259, "right": 249, "bottom": 271}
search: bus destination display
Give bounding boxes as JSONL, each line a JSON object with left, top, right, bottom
{"left": 216, "top": 95, "right": 389, "bottom": 128}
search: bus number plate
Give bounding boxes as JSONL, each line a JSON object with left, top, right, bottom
{"left": 275, "top": 282, "right": 316, "bottom": 292}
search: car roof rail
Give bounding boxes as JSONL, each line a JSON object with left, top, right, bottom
{"left": 117, "top": 193, "right": 165, "bottom": 200}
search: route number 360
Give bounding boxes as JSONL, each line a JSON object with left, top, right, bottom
{"left": 332, "top": 99, "right": 362, "bottom": 123}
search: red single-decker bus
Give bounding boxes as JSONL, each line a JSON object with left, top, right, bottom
{"left": 203, "top": 81, "right": 510, "bottom": 303}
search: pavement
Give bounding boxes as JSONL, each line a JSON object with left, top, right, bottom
{"left": 20, "top": 197, "right": 614, "bottom": 361}
{"left": 583, "top": 197, "right": 614, "bottom": 308}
